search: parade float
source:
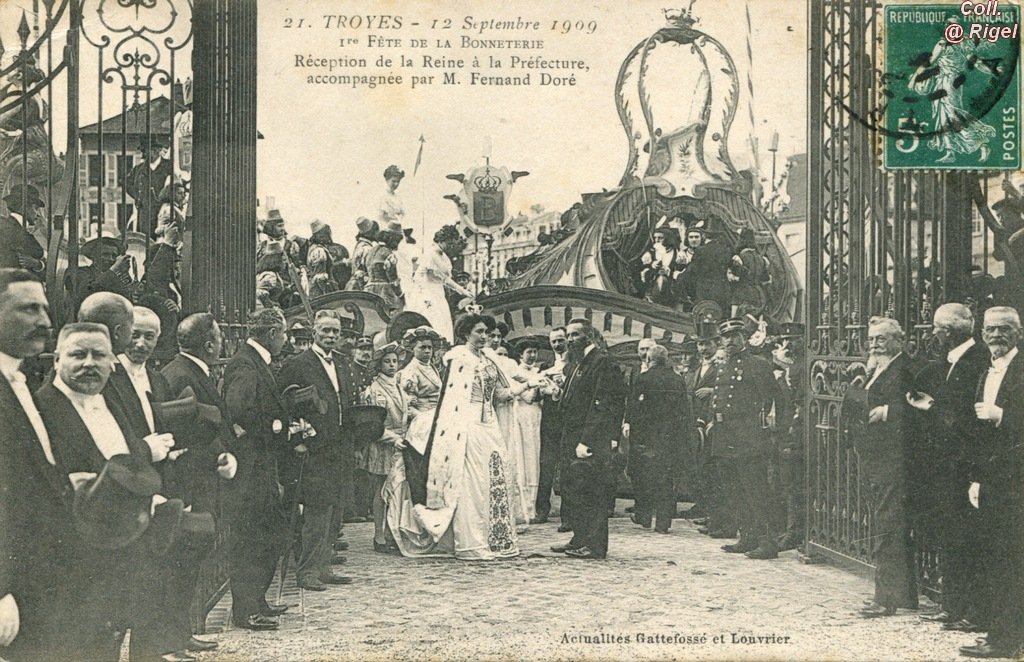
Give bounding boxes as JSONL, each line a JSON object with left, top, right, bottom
{"left": 293, "top": 7, "right": 802, "bottom": 354}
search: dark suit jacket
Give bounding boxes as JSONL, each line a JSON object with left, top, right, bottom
{"left": 559, "top": 346, "right": 626, "bottom": 462}
{"left": 277, "top": 348, "right": 352, "bottom": 507}
{"left": 0, "top": 378, "right": 76, "bottom": 659}
{"left": 0, "top": 215, "right": 44, "bottom": 272}
{"left": 625, "top": 364, "right": 694, "bottom": 462}
{"left": 860, "top": 353, "right": 918, "bottom": 485}
{"left": 161, "top": 354, "right": 231, "bottom": 513}
{"left": 683, "top": 239, "right": 732, "bottom": 312}
{"left": 970, "top": 349, "right": 1024, "bottom": 490}
{"left": 222, "top": 343, "right": 289, "bottom": 511}
{"left": 104, "top": 360, "right": 163, "bottom": 440}
{"left": 685, "top": 359, "right": 718, "bottom": 425}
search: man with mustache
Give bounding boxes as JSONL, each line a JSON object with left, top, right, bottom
{"left": 535, "top": 326, "right": 568, "bottom": 526}
{"left": 0, "top": 268, "right": 79, "bottom": 660}
{"left": 855, "top": 316, "right": 918, "bottom": 618}
{"left": 35, "top": 322, "right": 175, "bottom": 661}
{"left": 907, "top": 303, "right": 990, "bottom": 633}
{"left": 960, "top": 307, "right": 1024, "bottom": 659}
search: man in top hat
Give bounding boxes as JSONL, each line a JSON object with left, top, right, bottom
{"left": 347, "top": 217, "right": 379, "bottom": 292}
{"left": 685, "top": 321, "right": 722, "bottom": 528}
{"left": 551, "top": 318, "right": 627, "bottom": 559}
{"left": 341, "top": 335, "right": 376, "bottom": 524}
{"left": 623, "top": 344, "right": 693, "bottom": 533}
{"left": 680, "top": 219, "right": 732, "bottom": 318}
{"left": 0, "top": 269, "right": 80, "bottom": 660}
{"left": 0, "top": 185, "right": 46, "bottom": 275}
{"left": 35, "top": 322, "right": 176, "bottom": 661}
{"left": 624, "top": 338, "right": 658, "bottom": 517}
{"left": 365, "top": 221, "right": 406, "bottom": 313}
{"left": 708, "top": 317, "right": 786, "bottom": 560}
{"left": 221, "top": 307, "right": 291, "bottom": 631}
{"left": 277, "top": 310, "right": 356, "bottom": 592}
{"left": 65, "top": 237, "right": 134, "bottom": 317}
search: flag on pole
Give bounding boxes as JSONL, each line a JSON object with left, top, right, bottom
{"left": 414, "top": 134, "right": 425, "bottom": 176}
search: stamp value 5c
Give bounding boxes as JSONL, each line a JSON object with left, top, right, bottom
{"left": 884, "top": 2, "right": 1020, "bottom": 170}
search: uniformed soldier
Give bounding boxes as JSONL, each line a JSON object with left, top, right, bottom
{"left": 338, "top": 335, "right": 375, "bottom": 528}
{"left": 708, "top": 318, "right": 786, "bottom": 560}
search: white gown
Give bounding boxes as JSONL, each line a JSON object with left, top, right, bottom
{"left": 512, "top": 364, "right": 543, "bottom": 522}
{"left": 405, "top": 243, "right": 459, "bottom": 341}
{"left": 383, "top": 345, "right": 519, "bottom": 560}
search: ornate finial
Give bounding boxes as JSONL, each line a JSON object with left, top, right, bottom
{"left": 17, "top": 11, "right": 30, "bottom": 46}
{"left": 663, "top": 2, "right": 698, "bottom": 28}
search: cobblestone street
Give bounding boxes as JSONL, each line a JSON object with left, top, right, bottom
{"left": 200, "top": 502, "right": 986, "bottom": 661}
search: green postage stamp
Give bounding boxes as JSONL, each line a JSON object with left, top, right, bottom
{"left": 883, "top": 2, "right": 1021, "bottom": 170}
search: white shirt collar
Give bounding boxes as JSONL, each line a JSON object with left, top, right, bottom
{"left": 312, "top": 344, "right": 333, "bottom": 362}
{"left": 181, "top": 352, "right": 211, "bottom": 377}
{"left": 991, "top": 346, "right": 1019, "bottom": 372}
{"left": 247, "top": 338, "right": 272, "bottom": 365}
{"left": 117, "top": 353, "right": 147, "bottom": 375}
{"left": 9, "top": 211, "right": 23, "bottom": 224}
{"left": 584, "top": 344, "right": 595, "bottom": 358}
{"left": 0, "top": 351, "right": 22, "bottom": 382}
{"left": 53, "top": 374, "right": 105, "bottom": 410}
{"left": 947, "top": 337, "right": 976, "bottom": 366}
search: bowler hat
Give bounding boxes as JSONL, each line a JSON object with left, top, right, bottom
{"left": 80, "top": 236, "right": 123, "bottom": 261}
{"left": 73, "top": 454, "right": 162, "bottom": 549}
{"left": 3, "top": 183, "right": 45, "bottom": 209}
{"left": 718, "top": 318, "right": 747, "bottom": 336}
{"left": 283, "top": 383, "right": 329, "bottom": 418}
{"left": 347, "top": 404, "right": 387, "bottom": 448}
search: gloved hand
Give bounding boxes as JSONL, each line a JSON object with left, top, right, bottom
{"left": 217, "top": 452, "right": 238, "bottom": 480}
{"left": 575, "top": 443, "right": 593, "bottom": 459}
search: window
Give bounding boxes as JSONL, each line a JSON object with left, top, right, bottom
{"left": 88, "top": 154, "right": 102, "bottom": 188}
{"left": 972, "top": 207, "right": 983, "bottom": 236}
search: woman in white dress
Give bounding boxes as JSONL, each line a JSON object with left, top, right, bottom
{"left": 383, "top": 314, "right": 520, "bottom": 560}
{"left": 509, "top": 339, "right": 557, "bottom": 524}
{"left": 405, "top": 226, "right": 473, "bottom": 342}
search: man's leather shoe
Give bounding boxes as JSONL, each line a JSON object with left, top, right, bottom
{"left": 630, "top": 513, "right": 652, "bottom": 528}
{"left": 334, "top": 540, "right": 350, "bottom": 551}
{"left": 697, "top": 525, "right": 710, "bottom": 534}
{"left": 745, "top": 545, "right": 779, "bottom": 560}
{"left": 332, "top": 554, "right": 347, "bottom": 564}
{"left": 920, "top": 610, "right": 956, "bottom": 624}
{"left": 943, "top": 619, "right": 985, "bottom": 633}
{"left": 691, "top": 516, "right": 709, "bottom": 525}
{"left": 710, "top": 530, "right": 738, "bottom": 539}
{"left": 374, "top": 541, "right": 400, "bottom": 554}
{"left": 565, "top": 546, "right": 605, "bottom": 559}
{"left": 857, "top": 604, "right": 896, "bottom": 618}
{"left": 298, "top": 578, "right": 327, "bottom": 591}
{"left": 234, "top": 615, "right": 279, "bottom": 631}
{"left": 550, "top": 542, "right": 578, "bottom": 553}
{"left": 529, "top": 516, "right": 548, "bottom": 524}
{"left": 959, "top": 641, "right": 1015, "bottom": 658}
{"left": 625, "top": 505, "right": 635, "bottom": 513}
{"left": 654, "top": 528, "right": 670, "bottom": 534}
{"left": 186, "top": 636, "right": 219, "bottom": 652}
{"left": 319, "top": 573, "right": 354, "bottom": 585}
{"left": 557, "top": 525, "right": 572, "bottom": 533}
{"left": 343, "top": 516, "right": 367, "bottom": 523}
{"left": 722, "top": 542, "right": 758, "bottom": 553}
{"left": 260, "top": 603, "right": 289, "bottom": 617}
{"left": 160, "top": 653, "right": 197, "bottom": 662}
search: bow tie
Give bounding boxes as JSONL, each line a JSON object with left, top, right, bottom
{"left": 317, "top": 352, "right": 333, "bottom": 364}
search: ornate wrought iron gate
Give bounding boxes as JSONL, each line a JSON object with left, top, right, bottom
{"left": 805, "top": 0, "right": 1017, "bottom": 588}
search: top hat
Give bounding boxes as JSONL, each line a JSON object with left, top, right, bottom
{"left": 80, "top": 236, "right": 123, "bottom": 261}
{"left": 347, "top": 404, "right": 387, "bottom": 447}
{"left": 152, "top": 386, "right": 223, "bottom": 440}
{"left": 356, "top": 217, "right": 378, "bottom": 236}
{"left": 73, "top": 454, "right": 162, "bottom": 550}
{"left": 283, "top": 383, "right": 329, "bottom": 418}
{"left": 289, "top": 321, "right": 313, "bottom": 341}
{"left": 679, "top": 339, "right": 698, "bottom": 353}
{"left": 695, "top": 320, "right": 721, "bottom": 341}
{"left": 718, "top": 318, "right": 747, "bottom": 336}
{"left": 3, "top": 183, "right": 45, "bottom": 209}
{"left": 310, "top": 219, "right": 328, "bottom": 236}
{"left": 144, "top": 499, "right": 216, "bottom": 556}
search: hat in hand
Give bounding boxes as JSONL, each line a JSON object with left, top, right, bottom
{"left": 347, "top": 404, "right": 387, "bottom": 448}
{"left": 72, "top": 454, "right": 162, "bottom": 549}
{"left": 283, "top": 383, "right": 329, "bottom": 417}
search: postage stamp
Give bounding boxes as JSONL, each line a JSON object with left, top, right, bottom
{"left": 883, "top": 2, "right": 1021, "bottom": 170}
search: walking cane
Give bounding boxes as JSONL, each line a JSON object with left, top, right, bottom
{"left": 277, "top": 449, "right": 309, "bottom": 602}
